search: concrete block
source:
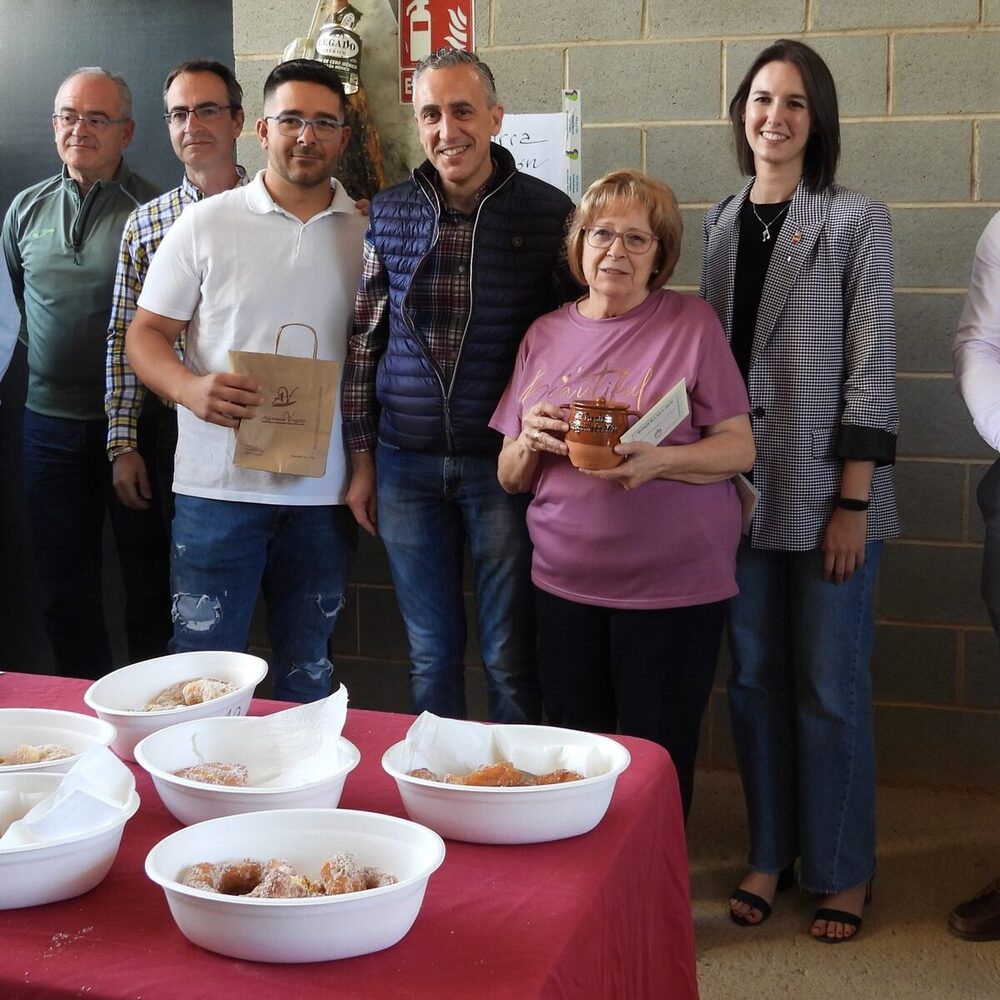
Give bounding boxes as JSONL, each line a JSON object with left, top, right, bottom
{"left": 874, "top": 703, "right": 1000, "bottom": 786}
{"left": 350, "top": 531, "right": 394, "bottom": 586}
{"left": 897, "top": 375, "right": 993, "bottom": 460}
{"left": 872, "top": 624, "right": 957, "bottom": 704}
{"left": 672, "top": 206, "right": 711, "bottom": 288}
{"left": 483, "top": 47, "right": 564, "bottom": 113}
{"left": 840, "top": 121, "right": 971, "bottom": 204}
{"left": 236, "top": 135, "right": 266, "bottom": 179}
{"left": 495, "top": 0, "right": 642, "bottom": 44}
{"left": 234, "top": 0, "right": 314, "bottom": 56}
{"left": 234, "top": 57, "right": 276, "bottom": 121}
{"left": 648, "top": 0, "right": 804, "bottom": 38}
{"left": 974, "top": 125, "right": 1000, "bottom": 202}
{"left": 645, "top": 124, "right": 745, "bottom": 205}
{"left": 894, "top": 460, "right": 965, "bottom": 541}
{"left": 894, "top": 34, "right": 1000, "bottom": 115}
{"left": 896, "top": 293, "right": 964, "bottom": 375}
{"left": 356, "top": 585, "right": 410, "bottom": 659}
{"left": 892, "top": 207, "right": 996, "bottom": 288}
{"left": 812, "top": 0, "right": 977, "bottom": 30}
{"left": 987, "top": 0, "right": 1000, "bottom": 24}
{"left": 568, "top": 42, "right": 720, "bottom": 124}
{"left": 336, "top": 657, "right": 413, "bottom": 712}
{"left": 962, "top": 629, "right": 1000, "bottom": 708}
{"left": 878, "top": 542, "right": 987, "bottom": 626}
{"left": 726, "top": 36, "right": 887, "bottom": 118}
{"left": 581, "top": 127, "right": 642, "bottom": 191}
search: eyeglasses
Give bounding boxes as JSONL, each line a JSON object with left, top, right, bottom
{"left": 584, "top": 227, "right": 660, "bottom": 254}
{"left": 52, "top": 112, "right": 129, "bottom": 130}
{"left": 163, "top": 104, "right": 233, "bottom": 126}
{"left": 265, "top": 115, "right": 345, "bottom": 140}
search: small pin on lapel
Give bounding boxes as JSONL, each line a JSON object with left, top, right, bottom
{"left": 791, "top": 231, "right": 802, "bottom": 244}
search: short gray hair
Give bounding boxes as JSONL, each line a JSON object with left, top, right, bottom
{"left": 412, "top": 48, "right": 497, "bottom": 107}
{"left": 56, "top": 67, "right": 133, "bottom": 118}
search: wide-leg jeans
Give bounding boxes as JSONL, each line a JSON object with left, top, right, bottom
{"left": 169, "top": 496, "right": 356, "bottom": 703}
{"left": 726, "top": 540, "right": 881, "bottom": 893}
{"left": 376, "top": 442, "right": 540, "bottom": 723}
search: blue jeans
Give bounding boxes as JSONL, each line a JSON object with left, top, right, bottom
{"left": 169, "top": 496, "right": 356, "bottom": 703}
{"left": 21, "top": 408, "right": 171, "bottom": 678}
{"left": 726, "top": 541, "right": 881, "bottom": 894}
{"left": 376, "top": 443, "right": 540, "bottom": 722}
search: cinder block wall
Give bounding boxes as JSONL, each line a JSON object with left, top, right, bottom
{"left": 234, "top": 0, "right": 1000, "bottom": 786}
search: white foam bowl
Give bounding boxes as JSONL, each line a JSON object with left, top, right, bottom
{"left": 0, "top": 709, "right": 117, "bottom": 774}
{"left": 0, "top": 771, "right": 140, "bottom": 909}
{"left": 382, "top": 725, "right": 631, "bottom": 844}
{"left": 134, "top": 715, "right": 361, "bottom": 825}
{"left": 84, "top": 651, "right": 268, "bottom": 762}
{"left": 145, "top": 808, "right": 446, "bottom": 963}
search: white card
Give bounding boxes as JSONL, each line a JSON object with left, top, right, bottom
{"left": 619, "top": 378, "right": 689, "bottom": 445}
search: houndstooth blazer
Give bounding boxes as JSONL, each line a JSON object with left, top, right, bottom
{"left": 700, "top": 178, "right": 900, "bottom": 551}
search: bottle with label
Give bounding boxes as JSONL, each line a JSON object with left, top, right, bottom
{"left": 315, "top": 0, "right": 364, "bottom": 94}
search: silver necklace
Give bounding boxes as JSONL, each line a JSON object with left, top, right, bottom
{"left": 750, "top": 201, "right": 790, "bottom": 243}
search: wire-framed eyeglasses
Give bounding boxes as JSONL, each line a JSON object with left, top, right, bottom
{"left": 163, "top": 104, "right": 233, "bottom": 126}
{"left": 52, "top": 112, "right": 128, "bottom": 130}
{"left": 585, "top": 227, "right": 660, "bottom": 254}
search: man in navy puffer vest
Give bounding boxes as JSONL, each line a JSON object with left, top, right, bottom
{"left": 342, "top": 48, "right": 577, "bottom": 722}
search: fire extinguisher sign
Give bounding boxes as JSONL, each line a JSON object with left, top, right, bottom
{"left": 399, "top": 0, "right": 475, "bottom": 104}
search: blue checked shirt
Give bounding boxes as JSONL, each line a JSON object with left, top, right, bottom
{"left": 105, "top": 168, "right": 247, "bottom": 460}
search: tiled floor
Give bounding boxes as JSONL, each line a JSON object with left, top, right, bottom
{"left": 687, "top": 768, "right": 1000, "bottom": 1000}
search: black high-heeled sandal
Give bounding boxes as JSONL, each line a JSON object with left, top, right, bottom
{"left": 729, "top": 863, "right": 796, "bottom": 926}
{"left": 811, "top": 880, "right": 873, "bottom": 944}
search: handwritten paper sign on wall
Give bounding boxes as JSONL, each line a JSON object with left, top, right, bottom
{"left": 493, "top": 91, "right": 582, "bottom": 202}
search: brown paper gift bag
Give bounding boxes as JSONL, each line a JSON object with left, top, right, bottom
{"left": 229, "top": 323, "right": 340, "bottom": 478}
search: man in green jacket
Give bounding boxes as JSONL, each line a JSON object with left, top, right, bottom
{"left": 2, "top": 67, "right": 169, "bottom": 679}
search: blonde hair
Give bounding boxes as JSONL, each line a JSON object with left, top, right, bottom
{"left": 567, "top": 169, "right": 682, "bottom": 289}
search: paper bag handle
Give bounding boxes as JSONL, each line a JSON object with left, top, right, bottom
{"left": 274, "top": 323, "right": 318, "bottom": 359}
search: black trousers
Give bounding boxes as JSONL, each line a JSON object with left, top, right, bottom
{"left": 535, "top": 587, "right": 725, "bottom": 820}
{"left": 978, "top": 458, "right": 1000, "bottom": 639}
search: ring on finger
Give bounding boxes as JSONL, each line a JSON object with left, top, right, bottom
{"left": 533, "top": 430, "right": 541, "bottom": 442}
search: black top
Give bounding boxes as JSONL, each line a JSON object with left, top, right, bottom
{"left": 731, "top": 198, "right": 791, "bottom": 382}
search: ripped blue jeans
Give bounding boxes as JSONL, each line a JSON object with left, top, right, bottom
{"left": 169, "top": 496, "right": 356, "bottom": 702}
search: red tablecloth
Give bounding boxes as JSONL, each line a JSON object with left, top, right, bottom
{"left": 0, "top": 672, "right": 698, "bottom": 1000}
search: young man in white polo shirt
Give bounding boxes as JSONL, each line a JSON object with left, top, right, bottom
{"left": 125, "top": 60, "right": 365, "bottom": 702}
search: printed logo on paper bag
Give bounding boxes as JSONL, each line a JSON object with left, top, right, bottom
{"left": 399, "top": 0, "right": 474, "bottom": 104}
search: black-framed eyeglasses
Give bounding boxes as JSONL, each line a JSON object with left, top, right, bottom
{"left": 584, "top": 227, "right": 660, "bottom": 254}
{"left": 265, "top": 114, "right": 345, "bottom": 140}
{"left": 52, "top": 112, "right": 129, "bottom": 130}
{"left": 163, "top": 104, "right": 233, "bottom": 126}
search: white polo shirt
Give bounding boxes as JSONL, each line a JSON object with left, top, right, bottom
{"left": 138, "top": 171, "right": 365, "bottom": 505}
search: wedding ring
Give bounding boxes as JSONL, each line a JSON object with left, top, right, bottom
{"left": 533, "top": 430, "right": 541, "bottom": 442}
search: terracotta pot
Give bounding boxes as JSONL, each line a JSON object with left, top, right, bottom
{"left": 561, "top": 397, "right": 639, "bottom": 470}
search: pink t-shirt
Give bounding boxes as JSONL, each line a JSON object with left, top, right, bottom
{"left": 490, "top": 289, "right": 750, "bottom": 610}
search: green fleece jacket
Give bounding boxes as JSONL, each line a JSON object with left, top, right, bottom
{"left": 2, "top": 160, "right": 160, "bottom": 419}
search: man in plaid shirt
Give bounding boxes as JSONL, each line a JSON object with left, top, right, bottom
{"left": 342, "top": 49, "right": 577, "bottom": 722}
{"left": 106, "top": 59, "right": 246, "bottom": 529}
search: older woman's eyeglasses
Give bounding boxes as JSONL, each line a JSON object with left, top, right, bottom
{"left": 585, "top": 227, "right": 659, "bottom": 254}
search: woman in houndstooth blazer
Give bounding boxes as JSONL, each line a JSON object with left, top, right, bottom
{"left": 700, "top": 39, "right": 899, "bottom": 943}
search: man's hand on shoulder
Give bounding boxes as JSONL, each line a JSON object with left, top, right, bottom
{"left": 112, "top": 450, "right": 152, "bottom": 510}
{"left": 177, "top": 371, "right": 261, "bottom": 429}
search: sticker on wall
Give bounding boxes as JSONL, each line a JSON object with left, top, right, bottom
{"left": 399, "top": 0, "right": 475, "bottom": 103}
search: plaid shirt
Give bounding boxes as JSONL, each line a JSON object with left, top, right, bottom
{"left": 104, "top": 168, "right": 247, "bottom": 460}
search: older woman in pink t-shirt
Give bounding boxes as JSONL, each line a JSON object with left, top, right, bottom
{"left": 490, "top": 170, "right": 753, "bottom": 819}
